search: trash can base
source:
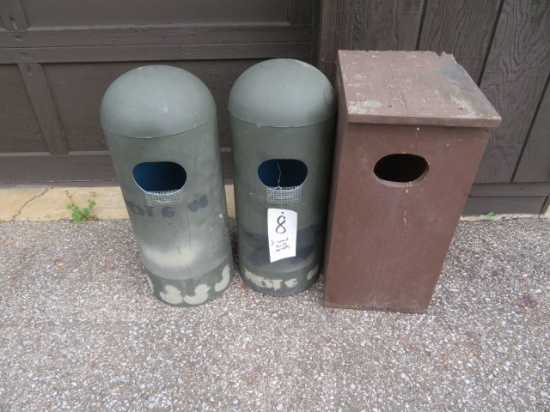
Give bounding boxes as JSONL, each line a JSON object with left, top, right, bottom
{"left": 229, "top": 59, "right": 336, "bottom": 298}
{"left": 146, "top": 258, "right": 234, "bottom": 307}
{"left": 101, "top": 65, "right": 234, "bottom": 307}
{"left": 240, "top": 264, "right": 320, "bottom": 297}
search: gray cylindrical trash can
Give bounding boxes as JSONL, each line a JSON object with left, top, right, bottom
{"left": 100, "top": 65, "right": 233, "bottom": 306}
{"left": 228, "top": 59, "right": 336, "bottom": 296}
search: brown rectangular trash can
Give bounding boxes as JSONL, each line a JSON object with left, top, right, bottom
{"left": 323, "top": 50, "right": 501, "bottom": 313}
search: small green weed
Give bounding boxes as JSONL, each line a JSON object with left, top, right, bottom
{"left": 66, "top": 190, "right": 97, "bottom": 225}
{"left": 486, "top": 211, "right": 496, "bottom": 221}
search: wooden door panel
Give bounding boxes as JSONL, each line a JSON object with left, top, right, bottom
{"left": 514, "top": 82, "right": 550, "bottom": 183}
{"left": 0, "top": 65, "right": 45, "bottom": 152}
{"left": 417, "top": 0, "right": 501, "bottom": 83}
{"left": 21, "top": 0, "right": 290, "bottom": 27}
{"left": 0, "top": 1, "right": 315, "bottom": 185}
{"left": 475, "top": 0, "right": 550, "bottom": 183}
{"left": 45, "top": 60, "right": 261, "bottom": 151}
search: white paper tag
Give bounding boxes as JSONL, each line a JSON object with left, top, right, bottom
{"left": 267, "top": 208, "right": 297, "bottom": 263}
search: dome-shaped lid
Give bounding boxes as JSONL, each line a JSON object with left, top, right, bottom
{"left": 100, "top": 65, "right": 215, "bottom": 138}
{"left": 228, "top": 59, "right": 336, "bottom": 127}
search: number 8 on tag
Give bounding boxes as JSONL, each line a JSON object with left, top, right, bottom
{"left": 267, "top": 208, "right": 297, "bottom": 263}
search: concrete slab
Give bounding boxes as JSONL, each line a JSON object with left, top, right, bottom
{"left": 14, "top": 187, "right": 126, "bottom": 221}
{"left": 93, "top": 187, "right": 129, "bottom": 220}
{"left": 1, "top": 185, "right": 542, "bottom": 222}
{"left": 224, "top": 184, "right": 236, "bottom": 218}
{"left": 1, "top": 185, "right": 236, "bottom": 222}
{"left": 461, "top": 213, "right": 539, "bottom": 222}
{"left": 541, "top": 203, "right": 550, "bottom": 219}
{"left": 0, "top": 188, "right": 48, "bottom": 222}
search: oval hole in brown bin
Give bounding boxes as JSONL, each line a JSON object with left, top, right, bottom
{"left": 374, "top": 154, "right": 428, "bottom": 184}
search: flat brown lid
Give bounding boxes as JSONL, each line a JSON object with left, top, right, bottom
{"left": 338, "top": 50, "right": 501, "bottom": 128}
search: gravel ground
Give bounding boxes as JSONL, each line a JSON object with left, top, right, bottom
{"left": 0, "top": 219, "right": 548, "bottom": 411}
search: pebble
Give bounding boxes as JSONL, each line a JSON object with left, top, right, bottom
{"left": 0, "top": 219, "right": 548, "bottom": 411}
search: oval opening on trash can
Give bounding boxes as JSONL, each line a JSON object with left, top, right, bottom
{"left": 374, "top": 154, "right": 428, "bottom": 184}
{"left": 258, "top": 159, "right": 308, "bottom": 188}
{"left": 133, "top": 161, "right": 187, "bottom": 193}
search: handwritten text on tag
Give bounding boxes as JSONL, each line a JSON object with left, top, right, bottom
{"left": 267, "top": 208, "right": 297, "bottom": 263}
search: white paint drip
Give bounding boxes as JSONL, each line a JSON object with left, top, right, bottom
{"left": 183, "top": 284, "right": 210, "bottom": 305}
{"left": 306, "top": 265, "right": 319, "bottom": 280}
{"left": 214, "top": 265, "right": 231, "bottom": 292}
{"left": 159, "top": 285, "right": 184, "bottom": 305}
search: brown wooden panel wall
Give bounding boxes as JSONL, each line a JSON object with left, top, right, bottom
{"left": 2, "top": 0, "right": 550, "bottom": 216}
{"left": 0, "top": 65, "right": 44, "bottom": 152}
{"left": 317, "top": 0, "right": 424, "bottom": 83}
{"left": 43, "top": 60, "right": 259, "bottom": 152}
{"left": 476, "top": 0, "right": 550, "bottom": 184}
{"left": 417, "top": 0, "right": 501, "bottom": 83}
{"left": 0, "top": 0, "right": 314, "bottom": 186}
{"left": 514, "top": 80, "right": 550, "bottom": 183}
{"left": 317, "top": 0, "right": 550, "bottom": 215}
{"left": 21, "top": 0, "right": 288, "bottom": 26}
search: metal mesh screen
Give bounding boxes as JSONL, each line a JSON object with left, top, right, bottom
{"left": 144, "top": 189, "right": 184, "bottom": 207}
{"left": 266, "top": 185, "right": 302, "bottom": 204}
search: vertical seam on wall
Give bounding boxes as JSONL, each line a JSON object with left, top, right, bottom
{"left": 477, "top": 0, "right": 505, "bottom": 85}
{"left": 511, "top": 70, "right": 550, "bottom": 182}
{"left": 0, "top": 0, "right": 29, "bottom": 32}
{"left": 286, "top": 0, "right": 292, "bottom": 23}
{"left": 310, "top": 0, "right": 321, "bottom": 65}
{"left": 18, "top": 63, "right": 70, "bottom": 155}
{"left": 415, "top": 0, "right": 429, "bottom": 50}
